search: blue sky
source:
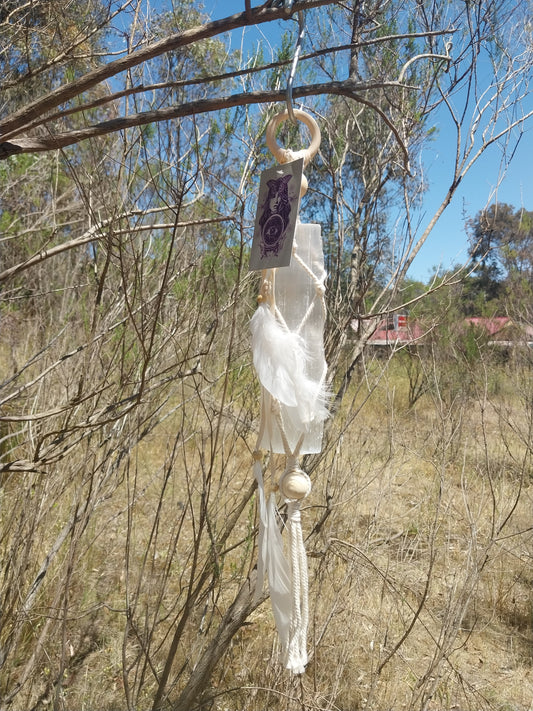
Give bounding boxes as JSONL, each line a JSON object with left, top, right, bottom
{"left": 196, "top": 1, "right": 533, "bottom": 282}
{"left": 411, "top": 113, "right": 533, "bottom": 281}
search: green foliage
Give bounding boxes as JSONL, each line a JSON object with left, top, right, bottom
{"left": 153, "top": 1, "right": 234, "bottom": 101}
{"left": 468, "top": 202, "right": 533, "bottom": 277}
{"left": 268, "top": 30, "right": 293, "bottom": 89}
{"left": 0, "top": 0, "right": 109, "bottom": 111}
{"left": 466, "top": 202, "right": 533, "bottom": 317}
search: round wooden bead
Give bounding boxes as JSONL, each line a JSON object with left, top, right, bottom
{"left": 279, "top": 468, "right": 311, "bottom": 500}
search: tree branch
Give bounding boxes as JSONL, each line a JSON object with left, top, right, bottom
{"left": 0, "top": 0, "right": 338, "bottom": 140}
{"left": 0, "top": 215, "right": 234, "bottom": 283}
{"left": 0, "top": 81, "right": 411, "bottom": 169}
{"left": 2, "top": 28, "right": 453, "bottom": 142}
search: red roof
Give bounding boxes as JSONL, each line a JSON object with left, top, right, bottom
{"left": 353, "top": 315, "right": 532, "bottom": 347}
{"left": 464, "top": 317, "right": 511, "bottom": 336}
{"left": 364, "top": 319, "right": 426, "bottom": 346}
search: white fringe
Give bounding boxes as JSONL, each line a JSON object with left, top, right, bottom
{"left": 253, "top": 458, "right": 291, "bottom": 650}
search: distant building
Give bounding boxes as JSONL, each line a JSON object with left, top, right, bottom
{"left": 353, "top": 315, "right": 533, "bottom": 348}
{"left": 357, "top": 314, "right": 425, "bottom": 347}
{"left": 463, "top": 316, "right": 533, "bottom": 346}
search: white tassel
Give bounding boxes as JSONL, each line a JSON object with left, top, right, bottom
{"left": 254, "top": 453, "right": 311, "bottom": 669}
{"left": 279, "top": 462, "right": 311, "bottom": 674}
{"left": 284, "top": 500, "right": 309, "bottom": 674}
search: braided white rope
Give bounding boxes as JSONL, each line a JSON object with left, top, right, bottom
{"left": 284, "top": 498, "right": 310, "bottom": 674}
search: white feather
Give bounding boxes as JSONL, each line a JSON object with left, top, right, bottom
{"left": 266, "top": 492, "right": 291, "bottom": 649}
{"left": 253, "top": 458, "right": 291, "bottom": 650}
{"left": 251, "top": 303, "right": 328, "bottom": 424}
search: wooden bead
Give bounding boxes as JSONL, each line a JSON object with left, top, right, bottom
{"left": 279, "top": 468, "right": 311, "bottom": 500}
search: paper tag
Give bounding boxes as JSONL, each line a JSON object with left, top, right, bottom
{"left": 249, "top": 158, "right": 303, "bottom": 271}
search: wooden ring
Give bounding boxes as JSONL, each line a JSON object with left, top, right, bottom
{"left": 265, "top": 109, "right": 321, "bottom": 167}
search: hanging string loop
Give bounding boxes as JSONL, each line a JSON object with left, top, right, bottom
{"left": 286, "top": 10, "right": 305, "bottom": 123}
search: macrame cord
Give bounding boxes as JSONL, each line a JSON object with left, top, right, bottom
{"left": 251, "top": 109, "right": 327, "bottom": 674}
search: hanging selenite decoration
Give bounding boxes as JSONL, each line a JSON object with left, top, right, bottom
{"left": 249, "top": 108, "right": 328, "bottom": 674}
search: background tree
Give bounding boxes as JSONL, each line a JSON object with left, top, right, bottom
{"left": 467, "top": 201, "right": 533, "bottom": 318}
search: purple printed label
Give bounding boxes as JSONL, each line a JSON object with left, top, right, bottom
{"left": 249, "top": 158, "right": 303, "bottom": 270}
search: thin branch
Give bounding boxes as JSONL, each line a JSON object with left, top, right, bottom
{"left": 0, "top": 215, "right": 234, "bottom": 283}
{"left": 397, "top": 48, "right": 452, "bottom": 83}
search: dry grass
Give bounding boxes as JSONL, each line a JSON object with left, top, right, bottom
{"left": 210, "top": 355, "right": 533, "bottom": 711}
{"left": 1, "top": 342, "right": 532, "bottom": 710}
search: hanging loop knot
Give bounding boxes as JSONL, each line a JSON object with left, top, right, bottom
{"left": 287, "top": 501, "right": 302, "bottom": 523}
{"left": 279, "top": 460, "right": 311, "bottom": 501}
